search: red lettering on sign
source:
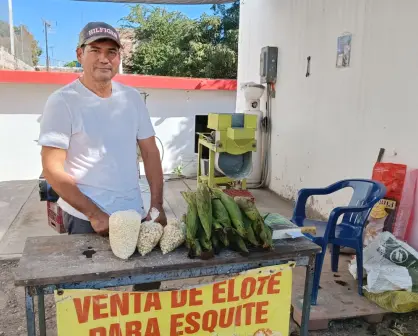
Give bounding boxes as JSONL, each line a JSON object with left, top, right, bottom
{"left": 267, "top": 272, "right": 281, "bottom": 294}
{"left": 202, "top": 310, "right": 217, "bottom": 333}
{"left": 257, "top": 276, "right": 270, "bottom": 295}
{"left": 218, "top": 307, "right": 234, "bottom": 328}
{"left": 242, "top": 302, "right": 256, "bottom": 325}
{"left": 185, "top": 312, "right": 200, "bottom": 334}
{"left": 171, "top": 290, "right": 187, "bottom": 308}
{"left": 109, "top": 323, "right": 122, "bottom": 336}
{"left": 235, "top": 304, "right": 242, "bottom": 326}
{"left": 241, "top": 277, "right": 257, "bottom": 299}
{"left": 130, "top": 293, "right": 142, "bottom": 314}
{"left": 89, "top": 327, "right": 106, "bottom": 336}
{"left": 92, "top": 294, "right": 108, "bottom": 320}
{"left": 255, "top": 301, "right": 269, "bottom": 324}
{"left": 212, "top": 281, "right": 227, "bottom": 304}
{"left": 170, "top": 313, "right": 184, "bottom": 336}
{"left": 73, "top": 296, "right": 91, "bottom": 324}
{"left": 145, "top": 318, "right": 160, "bottom": 336}
{"left": 144, "top": 293, "right": 161, "bottom": 312}
{"left": 126, "top": 321, "right": 141, "bottom": 336}
{"left": 110, "top": 293, "right": 130, "bottom": 317}
{"left": 227, "top": 279, "right": 239, "bottom": 302}
{"left": 189, "top": 288, "right": 203, "bottom": 306}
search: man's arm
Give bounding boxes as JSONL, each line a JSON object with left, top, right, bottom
{"left": 138, "top": 137, "right": 166, "bottom": 225}
{"left": 41, "top": 146, "right": 109, "bottom": 234}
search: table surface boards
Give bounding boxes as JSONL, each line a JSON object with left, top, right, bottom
{"left": 14, "top": 225, "right": 320, "bottom": 287}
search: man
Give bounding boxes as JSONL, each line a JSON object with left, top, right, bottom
{"left": 38, "top": 21, "right": 166, "bottom": 237}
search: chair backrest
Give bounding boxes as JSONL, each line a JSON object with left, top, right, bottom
{"left": 338, "top": 179, "right": 386, "bottom": 227}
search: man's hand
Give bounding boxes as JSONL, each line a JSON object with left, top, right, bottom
{"left": 146, "top": 204, "right": 167, "bottom": 226}
{"left": 89, "top": 210, "right": 110, "bottom": 236}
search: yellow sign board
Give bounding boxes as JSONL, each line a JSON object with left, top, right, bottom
{"left": 55, "top": 263, "right": 293, "bottom": 336}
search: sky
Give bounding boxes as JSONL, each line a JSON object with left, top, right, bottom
{"left": 0, "top": 0, "right": 211, "bottom": 66}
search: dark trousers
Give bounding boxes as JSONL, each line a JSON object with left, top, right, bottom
{"left": 63, "top": 211, "right": 161, "bottom": 291}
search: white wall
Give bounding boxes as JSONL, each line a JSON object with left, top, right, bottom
{"left": 0, "top": 83, "right": 236, "bottom": 182}
{"left": 238, "top": 0, "right": 418, "bottom": 216}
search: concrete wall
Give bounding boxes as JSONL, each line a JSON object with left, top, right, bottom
{"left": 237, "top": 0, "right": 418, "bottom": 216}
{"left": 0, "top": 82, "right": 236, "bottom": 182}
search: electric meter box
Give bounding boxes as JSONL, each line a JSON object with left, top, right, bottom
{"left": 260, "top": 46, "right": 278, "bottom": 84}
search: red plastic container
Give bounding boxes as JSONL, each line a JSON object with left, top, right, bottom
{"left": 223, "top": 189, "right": 255, "bottom": 203}
{"left": 47, "top": 201, "right": 66, "bottom": 234}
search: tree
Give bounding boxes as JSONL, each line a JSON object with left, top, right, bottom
{"left": 121, "top": 1, "right": 239, "bottom": 79}
{"left": 64, "top": 61, "right": 78, "bottom": 67}
{"left": 31, "top": 40, "right": 42, "bottom": 66}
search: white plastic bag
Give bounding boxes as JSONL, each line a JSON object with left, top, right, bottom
{"left": 350, "top": 232, "right": 416, "bottom": 293}
{"left": 137, "top": 208, "right": 163, "bottom": 256}
{"left": 159, "top": 218, "right": 186, "bottom": 254}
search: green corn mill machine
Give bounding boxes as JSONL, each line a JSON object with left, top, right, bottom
{"left": 197, "top": 113, "right": 257, "bottom": 190}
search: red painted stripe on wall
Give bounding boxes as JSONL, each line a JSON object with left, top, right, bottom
{"left": 0, "top": 70, "right": 237, "bottom": 91}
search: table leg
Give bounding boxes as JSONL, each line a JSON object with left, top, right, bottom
{"left": 300, "top": 254, "right": 316, "bottom": 336}
{"left": 37, "top": 288, "right": 46, "bottom": 336}
{"left": 25, "top": 287, "right": 36, "bottom": 336}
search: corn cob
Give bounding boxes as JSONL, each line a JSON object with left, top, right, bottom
{"left": 181, "top": 191, "right": 200, "bottom": 257}
{"left": 227, "top": 229, "right": 249, "bottom": 257}
{"left": 197, "top": 218, "right": 214, "bottom": 259}
{"left": 212, "top": 197, "right": 232, "bottom": 228}
{"left": 212, "top": 188, "right": 246, "bottom": 238}
{"left": 211, "top": 234, "right": 221, "bottom": 255}
{"left": 196, "top": 183, "right": 212, "bottom": 240}
{"left": 242, "top": 212, "right": 260, "bottom": 246}
{"left": 264, "top": 224, "right": 274, "bottom": 250}
{"left": 213, "top": 221, "right": 229, "bottom": 246}
{"left": 235, "top": 197, "right": 272, "bottom": 249}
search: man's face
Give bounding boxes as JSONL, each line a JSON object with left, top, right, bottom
{"left": 77, "top": 39, "right": 120, "bottom": 82}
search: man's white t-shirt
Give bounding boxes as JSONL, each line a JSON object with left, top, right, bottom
{"left": 38, "top": 79, "right": 155, "bottom": 220}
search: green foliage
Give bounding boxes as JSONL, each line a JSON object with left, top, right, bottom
{"left": 121, "top": 1, "right": 239, "bottom": 79}
{"left": 64, "top": 60, "right": 78, "bottom": 67}
{"left": 31, "top": 40, "right": 42, "bottom": 66}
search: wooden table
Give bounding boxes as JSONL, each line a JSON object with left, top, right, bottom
{"left": 14, "top": 231, "right": 320, "bottom": 336}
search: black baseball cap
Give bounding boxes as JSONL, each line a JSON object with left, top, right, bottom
{"left": 78, "top": 22, "right": 122, "bottom": 48}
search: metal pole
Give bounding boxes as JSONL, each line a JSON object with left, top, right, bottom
{"left": 21, "top": 25, "right": 24, "bottom": 60}
{"left": 8, "top": 0, "right": 15, "bottom": 56}
{"left": 44, "top": 20, "right": 50, "bottom": 71}
{"left": 300, "top": 254, "right": 316, "bottom": 336}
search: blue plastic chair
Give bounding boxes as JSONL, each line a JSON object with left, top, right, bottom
{"left": 291, "top": 179, "right": 386, "bottom": 305}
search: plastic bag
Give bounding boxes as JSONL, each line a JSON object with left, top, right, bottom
{"left": 159, "top": 218, "right": 186, "bottom": 254}
{"left": 393, "top": 169, "right": 418, "bottom": 241}
{"left": 350, "top": 232, "right": 418, "bottom": 293}
{"left": 363, "top": 163, "right": 407, "bottom": 247}
{"left": 137, "top": 208, "right": 163, "bottom": 256}
{"left": 364, "top": 290, "right": 418, "bottom": 313}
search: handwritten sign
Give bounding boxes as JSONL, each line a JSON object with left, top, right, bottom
{"left": 55, "top": 264, "right": 293, "bottom": 336}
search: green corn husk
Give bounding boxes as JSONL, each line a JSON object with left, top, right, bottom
{"left": 211, "top": 234, "right": 222, "bottom": 255}
{"left": 242, "top": 212, "right": 260, "bottom": 246}
{"left": 234, "top": 196, "right": 272, "bottom": 248}
{"left": 188, "top": 239, "right": 202, "bottom": 259}
{"left": 212, "top": 198, "right": 232, "bottom": 228}
{"left": 197, "top": 218, "right": 214, "bottom": 259}
{"left": 181, "top": 191, "right": 201, "bottom": 256}
{"left": 264, "top": 224, "right": 274, "bottom": 250}
{"left": 229, "top": 234, "right": 250, "bottom": 257}
{"left": 213, "top": 221, "right": 229, "bottom": 247}
{"left": 212, "top": 188, "right": 246, "bottom": 238}
{"left": 196, "top": 183, "right": 212, "bottom": 240}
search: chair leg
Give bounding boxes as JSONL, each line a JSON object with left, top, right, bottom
{"left": 311, "top": 251, "right": 326, "bottom": 305}
{"left": 331, "top": 244, "right": 341, "bottom": 273}
{"left": 356, "top": 247, "right": 364, "bottom": 296}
